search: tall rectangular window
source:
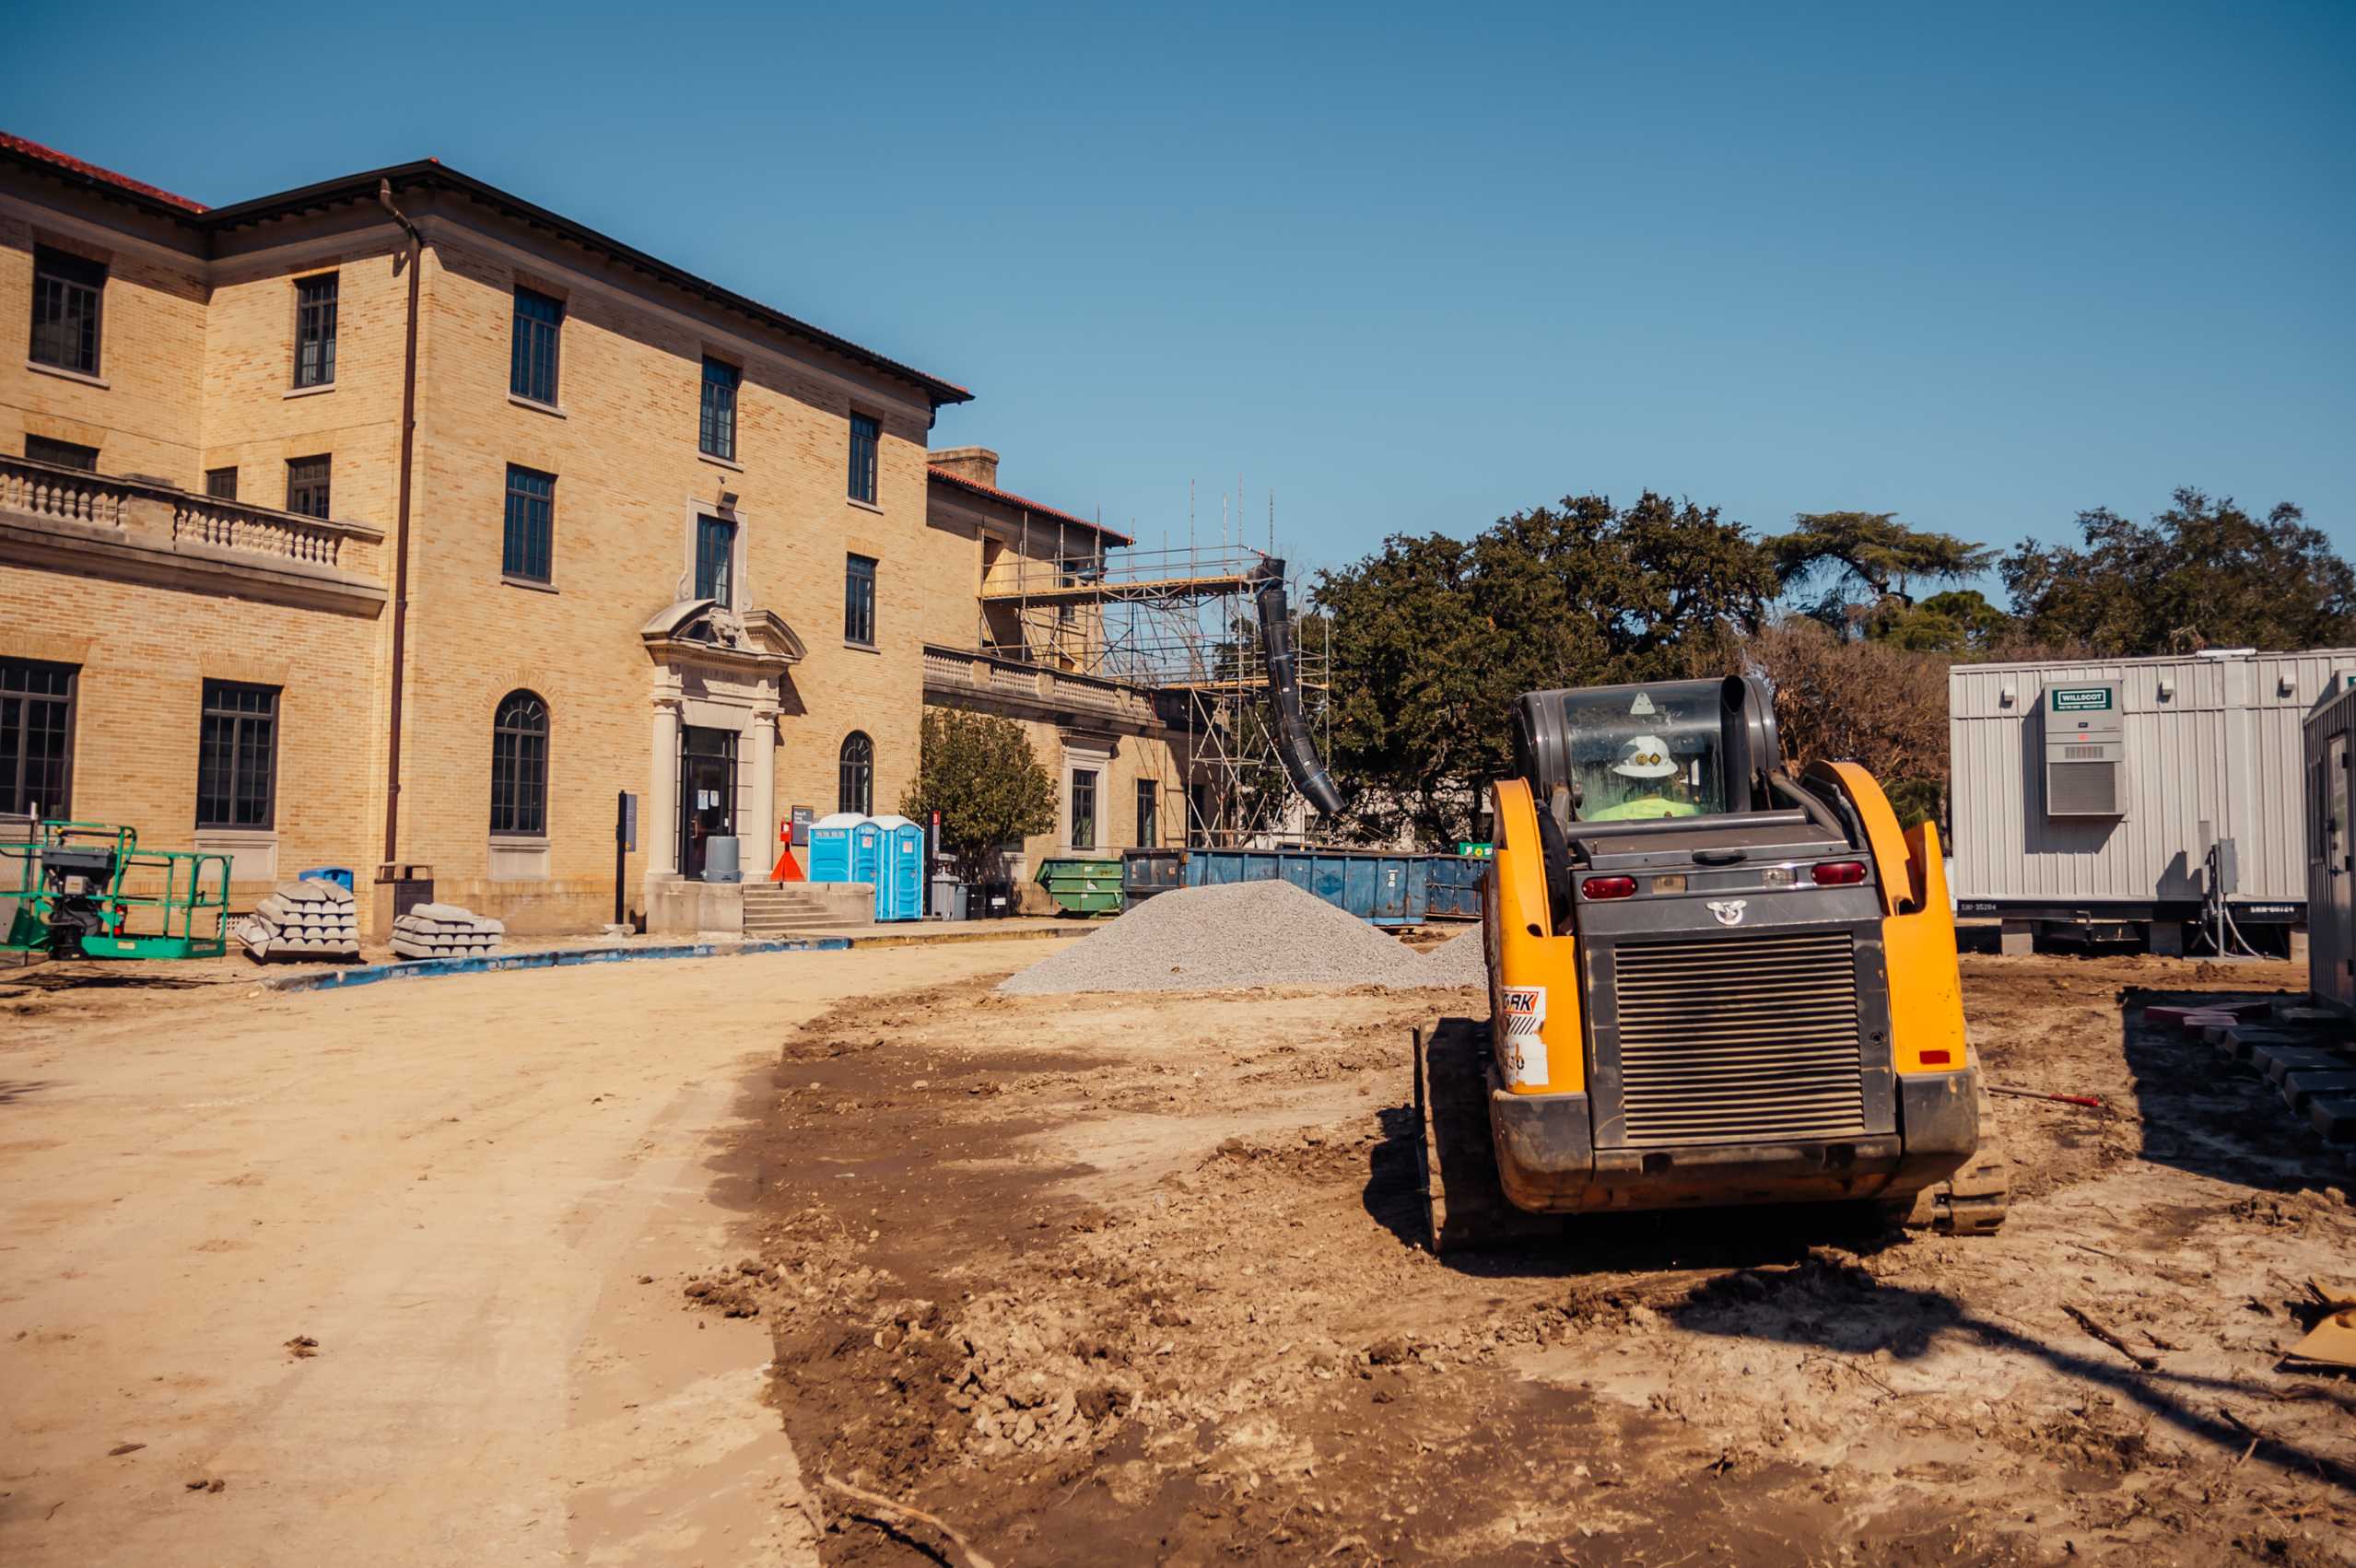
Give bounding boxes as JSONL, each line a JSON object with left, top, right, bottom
{"left": 293, "top": 273, "right": 338, "bottom": 388}
{"left": 1135, "top": 778, "right": 1158, "bottom": 848}
{"left": 25, "top": 435, "right": 98, "bottom": 471}
{"left": 844, "top": 553, "right": 876, "bottom": 646}
{"left": 0, "top": 658, "right": 77, "bottom": 819}
{"left": 502, "top": 465, "right": 556, "bottom": 583}
{"left": 847, "top": 412, "right": 879, "bottom": 504}
{"left": 698, "top": 357, "right": 739, "bottom": 461}
{"left": 205, "top": 466, "right": 238, "bottom": 500}
{"left": 1071, "top": 769, "right": 1097, "bottom": 851}
{"left": 196, "top": 680, "right": 278, "bottom": 830}
{"left": 695, "top": 514, "right": 736, "bottom": 607}
{"left": 29, "top": 245, "right": 104, "bottom": 376}
{"left": 286, "top": 455, "right": 332, "bottom": 520}
{"left": 510, "top": 287, "right": 562, "bottom": 404}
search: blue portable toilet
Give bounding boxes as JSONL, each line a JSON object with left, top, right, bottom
{"left": 849, "top": 817, "right": 885, "bottom": 895}
{"left": 869, "top": 814, "right": 925, "bottom": 920}
{"left": 807, "top": 813, "right": 865, "bottom": 883}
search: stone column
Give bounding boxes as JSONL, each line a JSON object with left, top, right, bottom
{"left": 648, "top": 697, "right": 682, "bottom": 879}
{"left": 747, "top": 708, "right": 778, "bottom": 877}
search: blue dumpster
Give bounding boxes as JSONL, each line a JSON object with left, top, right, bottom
{"left": 1181, "top": 848, "right": 1486, "bottom": 927}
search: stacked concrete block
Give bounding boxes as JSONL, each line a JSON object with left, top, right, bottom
{"left": 236, "top": 878, "right": 360, "bottom": 962}
{"left": 390, "top": 903, "right": 505, "bottom": 961}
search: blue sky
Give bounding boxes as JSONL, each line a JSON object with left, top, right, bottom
{"left": 13, "top": 2, "right": 2351, "bottom": 594}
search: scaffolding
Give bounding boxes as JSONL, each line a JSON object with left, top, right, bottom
{"left": 977, "top": 530, "right": 1331, "bottom": 848}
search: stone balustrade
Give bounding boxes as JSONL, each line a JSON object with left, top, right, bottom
{"left": 0, "top": 454, "right": 382, "bottom": 579}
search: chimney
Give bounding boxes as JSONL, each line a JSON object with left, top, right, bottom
{"left": 929, "top": 445, "right": 1000, "bottom": 489}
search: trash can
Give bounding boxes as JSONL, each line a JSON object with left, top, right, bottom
{"left": 701, "top": 836, "right": 742, "bottom": 883}
{"left": 299, "top": 865, "right": 356, "bottom": 893}
{"left": 930, "top": 871, "right": 966, "bottom": 919}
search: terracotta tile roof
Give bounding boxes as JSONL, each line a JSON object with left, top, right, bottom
{"left": 0, "top": 130, "right": 205, "bottom": 213}
{"left": 928, "top": 465, "right": 1132, "bottom": 545}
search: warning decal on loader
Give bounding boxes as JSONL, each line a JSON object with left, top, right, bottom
{"left": 1499, "top": 986, "right": 1549, "bottom": 1088}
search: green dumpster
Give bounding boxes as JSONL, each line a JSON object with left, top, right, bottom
{"left": 1037, "top": 857, "right": 1124, "bottom": 916}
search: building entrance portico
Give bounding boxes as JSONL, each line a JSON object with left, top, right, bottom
{"left": 639, "top": 597, "right": 803, "bottom": 931}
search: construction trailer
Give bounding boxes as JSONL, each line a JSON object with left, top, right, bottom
{"left": 2305, "top": 673, "right": 2356, "bottom": 1017}
{"left": 1949, "top": 648, "right": 2356, "bottom": 954}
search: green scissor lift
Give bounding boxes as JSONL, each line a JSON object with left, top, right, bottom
{"left": 1, "top": 820, "right": 233, "bottom": 960}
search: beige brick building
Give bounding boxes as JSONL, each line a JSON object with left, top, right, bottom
{"left": 0, "top": 133, "right": 1188, "bottom": 938}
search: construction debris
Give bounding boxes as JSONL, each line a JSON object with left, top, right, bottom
{"left": 391, "top": 903, "right": 504, "bottom": 962}
{"left": 2282, "top": 1280, "right": 2356, "bottom": 1371}
{"left": 235, "top": 878, "right": 359, "bottom": 962}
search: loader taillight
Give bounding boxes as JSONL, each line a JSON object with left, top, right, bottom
{"left": 1811, "top": 860, "right": 1868, "bottom": 885}
{"left": 1581, "top": 876, "right": 1636, "bottom": 900}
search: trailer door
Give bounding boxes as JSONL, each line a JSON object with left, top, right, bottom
{"left": 2328, "top": 737, "right": 2353, "bottom": 1010}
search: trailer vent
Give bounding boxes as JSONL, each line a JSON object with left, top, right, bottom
{"left": 2048, "top": 760, "right": 2123, "bottom": 815}
{"left": 1612, "top": 930, "right": 1867, "bottom": 1148}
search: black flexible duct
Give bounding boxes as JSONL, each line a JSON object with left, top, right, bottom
{"left": 1248, "top": 558, "right": 1345, "bottom": 816}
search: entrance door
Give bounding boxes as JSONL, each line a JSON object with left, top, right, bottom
{"left": 679, "top": 726, "right": 738, "bottom": 880}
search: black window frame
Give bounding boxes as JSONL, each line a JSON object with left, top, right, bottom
{"left": 25, "top": 435, "right": 98, "bottom": 472}
{"left": 205, "top": 466, "right": 238, "bottom": 500}
{"left": 838, "top": 731, "right": 873, "bottom": 816}
{"left": 0, "top": 657, "right": 78, "bottom": 819}
{"left": 29, "top": 244, "right": 104, "bottom": 377}
{"left": 501, "top": 464, "right": 557, "bottom": 584}
{"left": 490, "top": 689, "right": 550, "bottom": 837}
{"left": 698, "top": 356, "right": 740, "bottom": 461}
{"left": 195, "top": 679, "right": 279, "bottom": 831}
{"left": 1135, "top": 778, "right": 1157, "bottom": 849}
{"left": 292, "top": 272, "right": 338, "bottom": 389}
{"left": 1071, "top": 768, "right": 1098, "bottom": 851}
{"left": 510, "top": 286, "right": 563, "bottom": 405}
{"left": 847, "top": 411, "right": 879, "bottom": 504}
{"left": 286, "top": 454, "right": 332, "bottom": 520}
{"left": 694, "top": 514, "right": 736, "bottom": 608}
{"left": 844, "top": 553, "right": 877, "bottom": 647}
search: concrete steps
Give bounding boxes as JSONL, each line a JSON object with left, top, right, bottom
{"left": 742, "top": 882, "right": 871, "bottom": 933}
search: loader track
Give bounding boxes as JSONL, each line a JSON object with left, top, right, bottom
{"left": 1894, "top": 1068, "right": 2011, "bottom": 1235}
{"left": 1415, "top": 1019, "right": 1553, "bottom": 1255}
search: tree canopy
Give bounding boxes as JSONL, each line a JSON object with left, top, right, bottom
{"left": 1998, "top": 488, "right": 2356, "bottom": 656}
{"left": 1313, "top": 492, "right": 1775, "bottom": 846}
{"left": 898, "top": 708, "right": 1056, "bottom": 882}
{"left": 1764, "top": 510, "right": 1996, "bottom": 638}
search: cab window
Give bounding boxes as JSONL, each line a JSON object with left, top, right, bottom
{"left": 1561, "top": 684, "right": 1727, "bottom": 822}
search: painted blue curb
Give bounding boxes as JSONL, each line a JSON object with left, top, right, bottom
{"left": 261, "top": 935, "right": 854, "bottom": 994}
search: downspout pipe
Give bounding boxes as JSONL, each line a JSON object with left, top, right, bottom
{"left": 1248, "top": 558, "right": 1345, "bottom": 816}
{"left": 378, "top": 180, "right": 422, "bottom": 870}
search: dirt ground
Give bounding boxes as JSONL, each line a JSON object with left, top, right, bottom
{"left": 0, "top": 939, "right": 1048, "bottom": 1566}
{"left": 6, "top": 939, "right": 2354, "bottom": 1566}
{"left": 715, "top": 950, "right": 2356, "bottom": 1566}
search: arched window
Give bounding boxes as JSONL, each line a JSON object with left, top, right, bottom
{"left": 838, "top": 731, "right": 873, "bottom": 816}
{"left": 490, "top": 690, "right": 549, "bottom": 836}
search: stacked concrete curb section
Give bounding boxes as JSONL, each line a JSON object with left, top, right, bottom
{"left": 391, "top": 903, "right": 505, "bottom": 961}
{"left": 237, "top": 879, "right": 360, "bottom": 961}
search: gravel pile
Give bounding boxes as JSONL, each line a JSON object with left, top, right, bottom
{"left": 1417, "top": 928, "right": 1488, "bottom": 987}
{"left": 1002, "top": 881, "right": 1438, "bottom": 995}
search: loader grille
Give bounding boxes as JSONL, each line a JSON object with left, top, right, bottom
{"left": 1611, "top": 929, "right": 1868, "bottom": 1148}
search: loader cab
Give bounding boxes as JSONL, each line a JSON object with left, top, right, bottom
{"left": 1510, "top": 675, "right": 1784, "bottom": 822}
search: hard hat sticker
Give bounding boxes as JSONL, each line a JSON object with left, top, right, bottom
{"left": 1499, "top": 986, "right": 1549, "bottom": 1087}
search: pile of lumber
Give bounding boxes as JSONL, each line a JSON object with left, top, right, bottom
{"left": 391, "top": 903, "right": 504, "bottom": 961}
{"left": 2151, "top": 998, "right": 2356, "bottom": 1148}
{"left": 236, "top": 879, "right": 360, "bottom": 962}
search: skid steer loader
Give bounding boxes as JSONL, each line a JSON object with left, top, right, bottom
{"left": 1415, "top": 675, "right": 2007, "bottom": 1252}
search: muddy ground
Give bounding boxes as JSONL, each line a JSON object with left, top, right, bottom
{"left": 698, "top": 951, "right": 2356, "bottom": 1566}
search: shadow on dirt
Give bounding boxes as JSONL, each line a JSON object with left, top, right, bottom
{"left": 2120, "top": 988, "right": 2350, "bottom": 1196}
{"left": 1667, "top": 1254, "right": 2356, "bottom": 1497}
{"left": 1362, "top": 1100, "right": 1908, "bottom": 1280}
{"left": 8, "top": 967, "right": 215, "bottom": 993}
